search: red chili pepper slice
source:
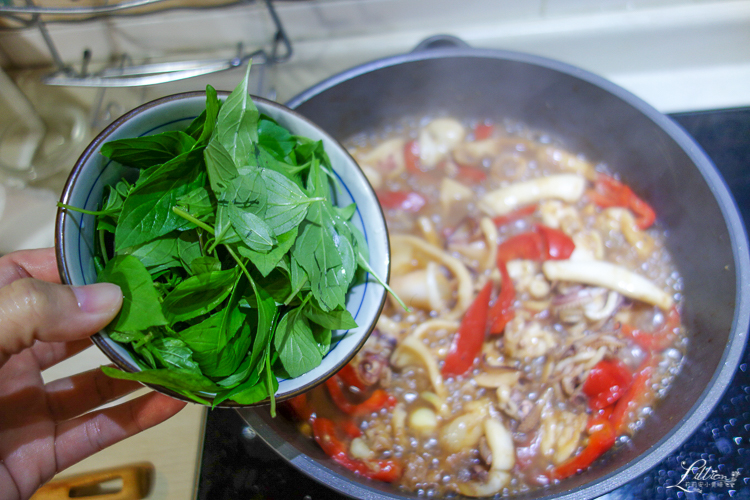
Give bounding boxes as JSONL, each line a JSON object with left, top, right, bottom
{"left": 582, "top": 359, "right": 633, "bottom": 410}
{"left": 628, "top": 194, "right": 656, "bottom": 230}
{"left": 589, "top": 174, "right": 656, "bottom": 229}
{"left": 496, "top": 225, "right": 576, "bottom": 262}
{"left": 497, "top": 232, "right": 546, "bottom": 262}
{"left": 354, "top": 389, "right": 398, "bottom": 416}
{"left": 337, "top": 363, "right": 368, "bottom": 391}
{"left": 621, "top": 306, "right": 680, "bottom": 352}
{"left": 325, "top": 375, "right": 397, "bottom": 416}
{"left": 312, "top": 417, "right": 403, "bottom": 482}
{"left": 404, "top": 139, "right": 421, "bottom": 173}
{"left": 492, "top": 204, "right": 538, "bottom": 228}
{"left": 609, "top": 355, "right": 657, "bottom": 434}
{"left": 455, "top": 163, "right": 488, "bottom": 183}
{"left": 285, "top": 393, "right": 314, "bottom": 422}
{"left": 442, "top": 281, "right": 493, "bottom": 376}
{"left": 489, "top": 226, "right": 575, "bottom": 335}
{"left": 536, "top": 224, "right": 576, "bottom": 260}
{"left": 551, "top": 415, "right": 616, "bottom": 480}
{"left": 474, "top": 123, "right": 494, "bottom": 141}
{"left": 489, "top": 262, "right": 515, "bottom": 335}
{"left": 339, "top": 418, "right": 363, "bottom": 439}
{"left": 325, "top": 375, "right": 356, "bottom": 414}
{"left": 375, "top": 190, "right": 426, "bottom": 212}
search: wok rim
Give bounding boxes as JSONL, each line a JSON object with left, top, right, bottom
{"left": 241, "top": 46, "right": 750, "bottom": 500}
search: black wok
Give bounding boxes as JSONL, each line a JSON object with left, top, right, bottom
{"left": 237, "top": 39, "right": 750, "bottom": 499}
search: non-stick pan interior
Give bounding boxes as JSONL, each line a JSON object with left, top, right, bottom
{"left": 238, "top": 50, "right": 749, "bottom": 500}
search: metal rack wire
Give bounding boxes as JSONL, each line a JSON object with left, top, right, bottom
{"left": 0, "top": 0, "right": 293, "bottom": 87}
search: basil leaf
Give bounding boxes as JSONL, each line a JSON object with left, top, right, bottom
{"left": 121, "top": 233, "right": 180, "bottom": 274}
{"left": 197, "top": 85, "right": 221, "bottom": 145}
{"left": 216, "top": 66, "right": 259, "bottom": 166}
{"left": 289, "top": 254, "right": 309, "bottom": 298}
{"left": 204, "top": 136, "right": 239, "bottom": 193}
{"left": 212, "top": 357, "right": 274, "bottom": 406}
{"left": 162, "top": 268, "right": 238, "bottom": 323}
{"left": 336, "top": 203, "right": 357, "bottom": 221}
{"left": 114, "top": 148, "right": 206, "bottom": 251}
{"left": 98, "top": 255, "right": 168, "bottom": 332}
{"left": 274, "top": 306, "right": 322, "bottom": 378}
{"left": 311, "top": 323, "right": 332, "bottom": 357}
{"left": 258, "top": 117, "right": 295, "bottom": 160}
{"left": 263, "top": 168, "right": 317, "bottom": 236}
{"left": 293, "top": 221, "right": 347, "bottom": 312}
{"left": 176, "top": 231, "right": 202, "bottom": 271}
{"left": 227, "top": 204, "right": 275, "bottom": 252}
{"left": 230, "top": 371, "right": 277, "bottom": 405}
{"left": 246, "top": 273, "right": 278, "bottom": 375}
{"left": 177, "top": 308, "right": 251, "bottom": 378}
{"left": 190, "top": 256, "right": 221, "bottom": 275}
{"left": 303, "top": 301, "right": 358, "bottom": 330}
{"left": 215, "top": 353, "right": 253, "bottom": 388}
{"left": 176, "top": 186, "right": 215, "bottom": 221}
{"left": 108, "top": 330, "right": 145, "bottom": 343}
{"left": 101, "top": 131, "right": 196, "bottom": 170}
{"left": 215, "top": 171, "right": 268, "bottom": 246}
{"left": 237, "top": 226, "right": 297, "bottom": 277}
{"left": 150, "top": 337, "right": 202, "bottom": 373}
{"left": 101, "top": 366, "right": 220, "bottom": 393}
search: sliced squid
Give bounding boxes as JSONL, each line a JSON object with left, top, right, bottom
{"left": 440, "top": 178, "right": 473, "bottom": 213}
{"left": 483, "top": 419, "right": 515, "bottom": 471}
{"left": 349, "top": 437, "right": 375, "bottom": 460}
{"left": 541, "top": 146, "right": 597, "bottom": 181}
{"left": 418, "top": 118, "right": 466, "bottom": 169}
{"left": 480, "top": 217, "right": 499, "bottom": 272}
{"left": 456, "top": 419, "right": 514, "bottom": 497}
{"left": 390, "top": 234, "right": 474, "bottom": 319}
{"left": 570, "top": 230, "right": 605, "bottom": 261}
{"left": 540, "top": 408, "right": 588, "bottom": 465}
{"left": 389, "top": 262, "right": 452, "bottom": 312}
{"left": 604, "top": 207, "right": 656, "bottom": 259}
{"left": 539, "top": 200, "right": 582, "bottom": 235}
{"left": 542, "top": 260, "right": 674, "bottom": 310}
{"left": 411, "top": 319, "right": 460, "bottom": 340}
{"left": 457, "top": 470, "right": 511, "bottom": 498}
{"left": 438, "top": 401, "right": 489, "bottom": 453}
{"left": 478, "top": 174, "right": 586, "bottom": 217}
{"left": 453, "top": 138, "right": 500, "bottom": 164}
{"left": 355, "top": 138, "right": 406, "bottom": 179}
{"left": 408, "top": 407, "right": 439, "bottom": 435}
{"left": 391, "top": 403, "right": 408, "bottom": 447}
{"left": 474, "top": 367, "right": 521, "bottom": 389}
{"left": 391, "top": 335, "right": 447, "bottom": 398}
{"left": 416, "top": 216, "right": 441, "bottom": 247}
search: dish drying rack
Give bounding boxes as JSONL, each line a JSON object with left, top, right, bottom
{"left": 0, "top": 0, "right": 293, "bottom": 88}
{"left": 0, "top": 0, "right": 292, "bottom": 186}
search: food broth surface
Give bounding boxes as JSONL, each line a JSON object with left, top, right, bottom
{"left": 285, "top": 117, "right": 686, "bottom": 497}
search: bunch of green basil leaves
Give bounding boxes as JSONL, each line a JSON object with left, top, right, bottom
{"left": 65, "top": 68, "right": 383, "bottom": 411}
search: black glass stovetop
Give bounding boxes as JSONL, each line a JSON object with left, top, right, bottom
{"left": 196, "top": 108, "right": 750, "bottom": 500}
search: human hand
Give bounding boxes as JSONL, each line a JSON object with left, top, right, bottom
{"left": 0, "top": 248, "right": 187, "bottom": 500}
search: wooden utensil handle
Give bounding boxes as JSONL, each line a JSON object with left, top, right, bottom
{"left": 30, "top": 462, "right": 153, "bottom": 500}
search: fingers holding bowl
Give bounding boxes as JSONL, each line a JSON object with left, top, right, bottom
{"left": 54, "top": 391, "right": 186, "bottom": 471}
{"left": 0, "top": 281, "right": 122, "bottom": 367}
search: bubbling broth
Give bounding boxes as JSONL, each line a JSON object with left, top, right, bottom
{"left": 283, "top": 117, "right": 686, "bottom": 497}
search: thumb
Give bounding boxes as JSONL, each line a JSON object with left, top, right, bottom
{"left": 0, "top": 279, "right": 122, "bottom": 365}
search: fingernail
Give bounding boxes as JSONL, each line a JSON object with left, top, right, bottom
{"left": 72, "top": 283, "right": 123, "bottom": 314}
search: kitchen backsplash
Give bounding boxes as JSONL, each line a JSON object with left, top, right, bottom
{"left": 0, "top": 0, "right": 748, "bottom": 111}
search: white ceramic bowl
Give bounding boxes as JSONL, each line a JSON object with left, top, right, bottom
{"left": 55, "top": 92, "right": 390, "bottom": 406}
